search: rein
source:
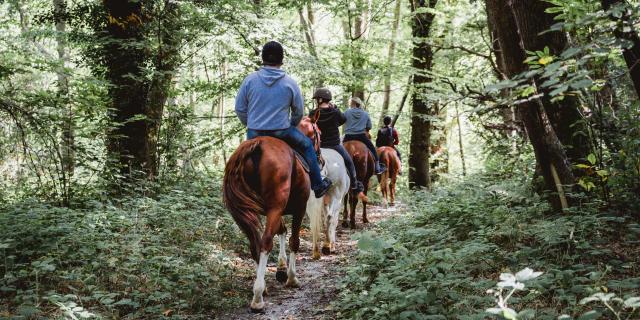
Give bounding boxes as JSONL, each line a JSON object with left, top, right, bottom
{"left": 312, "top": 124, "right": 325, "bottom": 168}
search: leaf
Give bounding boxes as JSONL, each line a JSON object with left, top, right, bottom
{"left": 587, "top": 154, "right": 597, "bottom": 165}
{"left": 624, "top": 297, "right": 640, "bottom": 308}
{"left": 539, "top": 56, "right": 554, "bottom": 65}
{"left": 515, "top": 268, "right": 543, "bottom": 282}
{"left": 577, "top": 311, "right": 601, "bottom": 320}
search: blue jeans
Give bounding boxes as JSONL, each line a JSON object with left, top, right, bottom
{"left": 247, "top": 126, "right": 323, "bottom": 190}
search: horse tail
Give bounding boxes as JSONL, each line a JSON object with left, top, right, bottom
{"left": 307, "top": 196, "right": 324, "bottom": 255}
{"left": 223, "top": 139, "right": 264, "bottom": 262}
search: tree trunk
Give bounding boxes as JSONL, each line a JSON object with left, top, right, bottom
{"left": 298, "top": 2, "right": 323, "bottom": 88}
{"left": 378, "top": 0, "right": 403, "bottom": 127}
{"left": 103, "top": 1, "right": 180, "bottom": 181}
{"left": 146, "top": 2, "right": 180, "bottom": 179}
{"left": 455, "top": 105, "right": 467, "bottom": 176}
{"left": 509, "top": 0, "right": 592, "bottom": 166}
{"left": 351, "top": 0, "right": 366, "bottom": 102}
{"left": 408, "top": 0, "right": 438, "bottom": 189}
{"left": 487, "top": 0, "right": 575, "bottom": 211}
{"left": 391, "top": 76, "right": 412, "bottom": 126}
{"left": 104, "top": 1, "right": 150, "bottom": 180}
{"left": 53, "top": 0, "right": 72, "bottom": 201}
{"left": 601, "top": 0, "right": 640, "bottom": 99}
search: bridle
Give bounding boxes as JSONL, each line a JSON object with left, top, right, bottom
{"left": 311, "top": 123, "right": 325, "bottom": 168}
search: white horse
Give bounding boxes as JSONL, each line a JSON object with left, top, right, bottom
{"left": 306, "top": 148, "right": 350, "bottom": 259}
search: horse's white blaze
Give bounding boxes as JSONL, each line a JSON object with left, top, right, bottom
{"left": 277, "top": 234, "right": 287, "bottom": 268}
{"left": 250, "top": 251, "right": 268, "bottom": 310}
{"left": 306, "top": 148, "right": 350, "bottom": 256}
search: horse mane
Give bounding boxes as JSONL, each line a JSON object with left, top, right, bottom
{"left": 223, "top": 139, "right": 264, "bottom": 261}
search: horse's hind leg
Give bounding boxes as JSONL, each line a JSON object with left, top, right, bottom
{"left": 341, "top": 193, "right": 350, "bottom": 228}
{"left": 275, "top": 219, "right": 288, "bottom": 283}
{"left": 349, "top": 192, "right": 358, "bottom": 229}
{"left": 362, "top": 182, "right": 370, "bottom": 224}
{"left": 250, "top": 211, "right": 282, "bottom": 312}
{"left": 286, "top": 208, "right": 305, "bottom": 288}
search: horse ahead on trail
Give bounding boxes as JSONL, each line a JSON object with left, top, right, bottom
{"left": 342, "top": 140, "right": 374, "bottom": 229}
{"left": 223, "top": 115, "right": 321, "bottom": 312}
{"left": 306, "top": 148, "right": 350, "bottom": 259}
{"left": 377, "top": 146, "right": 401, "bottom": 207}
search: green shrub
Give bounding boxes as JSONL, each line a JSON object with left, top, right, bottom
{"left": 334, "top": 175, "right": 640, "bottom": 320}
{"left": 0, "top": 175, "right": 247, "bottom": 319}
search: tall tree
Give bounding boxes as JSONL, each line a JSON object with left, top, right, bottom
{"left": 508, "top": 0, "right": 592, "bottom": 167}
{"left": 486, "top": 0, "right": 575, "bottom": 211}
{"left": 408, "top": 0, "right": 438, "bottom": 189}
{"left": 101, "top": 0, "right": 181, "bottom": 181}
{"left": 378, "top": 0, "right": 403, "bottom": 127}
{"left": 601, "top": 0, "right": 640, "bottom": 99}
{"left": 53, "top": 0, "right": 73, "bottom": 198}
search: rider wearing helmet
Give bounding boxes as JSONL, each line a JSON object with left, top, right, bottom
{"left": 235, "top": 41, "right": 332, "bottom": 198}
{"left": 308, "top": 88, "right": 365, "bottom": 194}
{"left": 343, "top": 97, "right": 386, "bottom": 175}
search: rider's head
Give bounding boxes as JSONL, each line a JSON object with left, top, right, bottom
{"left": 261, "top": 41, "right": 284, "bottom": 67}
{"left": 350, "top": 97, "right": 364, "bottom": 109}
{"left": 383, "top": 116, "right": 392, "bottom": 126}
{"left": 313, "top": 88, "right": 332, "bottom": 106}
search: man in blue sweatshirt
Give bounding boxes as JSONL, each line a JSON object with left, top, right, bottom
{"left": 343, "top": 97, "right": 386, "bottom": 174}
{"left": 235, "top": 41, "right": 332, "bottom": 198}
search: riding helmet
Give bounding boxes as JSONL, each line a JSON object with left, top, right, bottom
{"left": 312, "top": 88, "right": 332, "bottom": 101}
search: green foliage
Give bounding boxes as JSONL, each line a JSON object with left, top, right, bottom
{"left": 334, "top": 174, "right": 640, "bottom": 319}
{"left": 0, "top": 174, "right": 247, "bottom": 318}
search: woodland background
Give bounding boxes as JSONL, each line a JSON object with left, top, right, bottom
{"left": 0, "top": 0, "right": 639, "bottom": 319}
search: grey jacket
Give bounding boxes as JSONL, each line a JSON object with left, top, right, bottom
{"left": 343, "top": 108, "right": 372, "bottom": 135}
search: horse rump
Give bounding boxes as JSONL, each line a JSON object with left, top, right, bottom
{"left": 223, "top": 139, "right": 264, "bottom": 262}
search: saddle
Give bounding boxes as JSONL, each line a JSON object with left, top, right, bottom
{"left": 294, "top": 150, "right": 310, "bottom": 173}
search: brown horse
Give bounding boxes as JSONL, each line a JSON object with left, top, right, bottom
{"left": 377, "top": 146, "right": 401, "bottom": 207}
{"left": 223, "top": 115, "right": 320, "bottom": 312}
{"left": 342, "top": 140, "right": 374, "bottom": 229}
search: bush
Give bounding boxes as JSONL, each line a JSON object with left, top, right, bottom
{"left": 0, "top": 175, "right": 247, "bottom": 319}
{"left": 334, "top": 174, "right": 640, "bottom": 319}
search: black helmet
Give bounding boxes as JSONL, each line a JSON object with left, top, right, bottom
{"left": 383, "top": 116, "right": 392, "bottom": 125}
{"left": 312, "top": 88, "right": 332, "bottom": 101}
{"left": 262, "top": 41, "right": 284, "bottom": 65}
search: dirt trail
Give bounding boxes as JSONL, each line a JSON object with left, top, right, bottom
{"left": 218, "top": 203, "right": 401, "bottom": 320}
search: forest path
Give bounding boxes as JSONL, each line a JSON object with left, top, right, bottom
{"left": 218, "top": 202, "right": 402, "bottom": 320}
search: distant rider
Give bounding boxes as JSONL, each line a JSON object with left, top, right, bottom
{"left": 342, "top": 97, "right": 386, "bottom": 174}
{"left": 376, "top": 115, "right": 402, "bottom": 173}
{"left": 235, "top": 41, "right": 332, "bottom": 198}
{"left": 308, "top": 88, "right": 365, "bottom": 194}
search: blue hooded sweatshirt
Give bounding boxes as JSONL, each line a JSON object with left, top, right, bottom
{"left": 235, "top": 66, "right": 304, "bottom": 130}
{"left": 343, "top": 107, "right": 372, "bottom": 135}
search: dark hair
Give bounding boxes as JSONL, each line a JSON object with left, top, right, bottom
{"left": 261, "top": 41, "right": 284, "bottom": 65}
{"left": 383, "top": 116, "right": 392, "bottom": 125}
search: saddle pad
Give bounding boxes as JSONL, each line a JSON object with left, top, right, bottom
{"left": 294, "top": 150, "right": 310, "bottom": 173}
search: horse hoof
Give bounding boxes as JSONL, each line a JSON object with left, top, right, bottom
{"left": 276, "top": 269, "right": 288, "bottom": 283}
{"left": 285, "top": 278, "right": 300, "bottom": 288}
{"left": 321, "top": 247, "right": 331, "bottom": 255}
{"left": 250, "top": 302, "right": 265, "bottom": 313}
{"left": 350, "top": 223, "right": 357, "bottom": 230}
{"left": 363, "top": 218, "right": 369, "bottom": 224}
{"left": 312, "top": 251, "right": 321, "bottom": 260}
{"left": 341, "top": 221, "right": 349, "bottom": 228}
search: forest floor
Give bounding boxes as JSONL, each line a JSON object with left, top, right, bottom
{"left": 218, "top": 202, "right": 402, "bottom": 320}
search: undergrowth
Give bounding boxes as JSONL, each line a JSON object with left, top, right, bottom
{"left": 334, "top": 174, "right": 640, "bottom": 319}
{"left": 0, "top": 174, "right": 247, "bottom": 319}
